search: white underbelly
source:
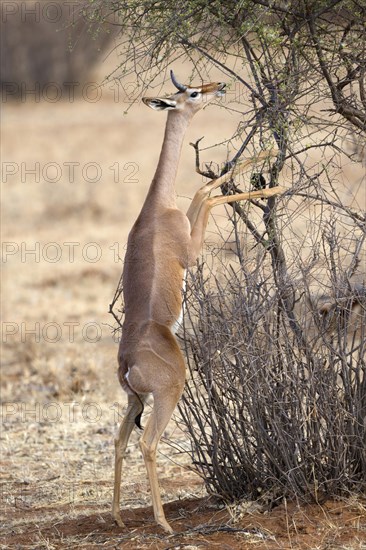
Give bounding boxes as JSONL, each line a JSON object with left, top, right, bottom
{"left": 171, "top": 270, "right": 186, "bottom": 334}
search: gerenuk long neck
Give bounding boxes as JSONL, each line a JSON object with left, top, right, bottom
{"left": 144, "top": 109, "right": 192, "bottom": 209}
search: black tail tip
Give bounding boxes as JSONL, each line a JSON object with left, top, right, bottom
{"left": 135, "top": 412, "right": 143, "bottom": 430}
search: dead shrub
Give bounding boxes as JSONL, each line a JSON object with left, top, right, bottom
{"left": 177, "top": 221, "right": 365, "bottom": 505}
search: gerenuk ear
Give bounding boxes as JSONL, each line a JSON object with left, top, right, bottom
{"left": 142, "top": 97, "right": 177, "bottom": 111}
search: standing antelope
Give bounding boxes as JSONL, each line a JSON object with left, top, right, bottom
{"left": 112, "top": 70, "right": 285, "bottom": 533}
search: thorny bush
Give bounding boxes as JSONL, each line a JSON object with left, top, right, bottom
{"left": 177, "top": 217, "right": 365, "bottom": 505}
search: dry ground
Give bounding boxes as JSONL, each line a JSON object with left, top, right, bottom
{"left": 1, "top": 56, "right": 366, "bottom": 548}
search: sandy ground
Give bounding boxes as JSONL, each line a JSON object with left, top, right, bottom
{"left": 1, "top": 51, "right": 366, "bottom": 548}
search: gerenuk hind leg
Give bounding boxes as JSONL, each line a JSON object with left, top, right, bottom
{"left": 112, "top": 393, "right": 145, "bottom": 527}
